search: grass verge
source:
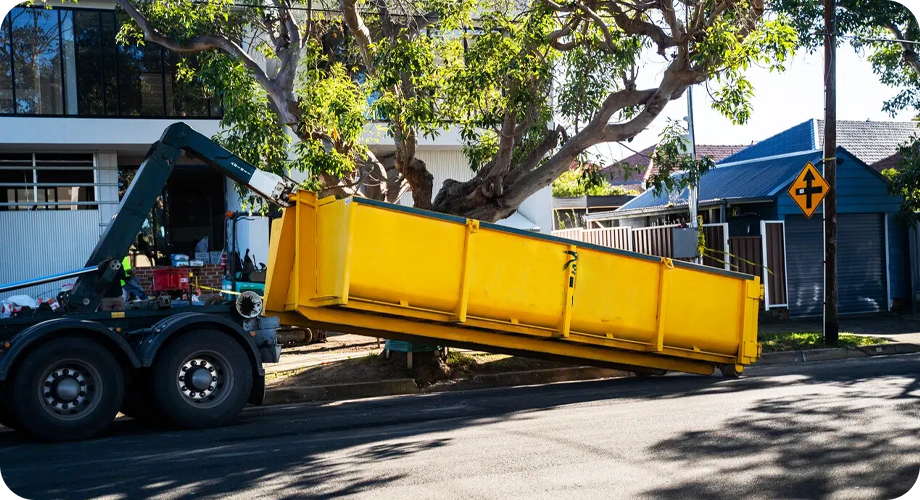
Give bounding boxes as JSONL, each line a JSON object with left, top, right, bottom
{"left": 759, "top": 331, "right": 888, "bottom": 353}
{"left": 270, "top": 351, "right": 574, "bottom": 388}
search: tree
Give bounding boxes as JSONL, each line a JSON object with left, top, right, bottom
{"left": 774, "top": 1, "right": 920, "bottom": 216}
{"left": 110, "top": 0, "right": 795, "bottom": 221}
{"left": 774, "top": 0, "right": 919, "bottom": 115}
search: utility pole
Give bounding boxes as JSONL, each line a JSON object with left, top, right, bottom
{"left": 687, "top": 87, "right": 700, "bottom": 263}
{"left": 823, "top": 0, "right": 839, "bottom": 345}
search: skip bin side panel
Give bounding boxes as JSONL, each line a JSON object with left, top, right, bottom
{"left": 465, "top": 228, "right": 567, "bottom": 329}
{"left": 347, "top": 202, "right": 466, "bottom": 313}
{"left": 661, "top": 268, "right": 747, "bottom": 357}
{"left": 314, "top": 199, "right": 353, "bottom": 302}
{"left": 569, "top": 248, "right": 661, "bottom": 344}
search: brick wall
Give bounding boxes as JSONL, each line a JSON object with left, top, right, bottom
{"left": 133, "top": 264, "right": 224, "bottom": 294}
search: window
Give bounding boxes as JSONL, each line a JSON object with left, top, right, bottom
{"left": 10, "top": 8, "right": 66, "bottom": 114}
{"left": 0, "top": 153, "right": 97, "bottom": 210}
{"left": 0, "top": 6, "right": 220, "bottom": 118}
{"left": 0, "top": 13, "right": 12, "bottom": 113}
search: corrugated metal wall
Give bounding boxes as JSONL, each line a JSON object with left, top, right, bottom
{"left": 728, "top": 237, "right": 763, "bottom": 276}
{"left": 0, "top": 210, "right": 102, "bottom": 300}
{"left": 701, "top": 225, "right": 725, "bottom": 268}
{"left": 763, "top": 222, "right": 788, "bottom": 307}
{"left": 838, "top": 213, "right": 886, "bottom": 314}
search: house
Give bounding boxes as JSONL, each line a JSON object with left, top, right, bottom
{"left": 552, "top": 194, "right": 636, "bottom": 230}
{"left": 0, "top": 3, "right": 550, "bottom": 298}
{"left": 602, "top": 144, "right": 746, "bottom": 192}
{"left": 591, "top": 147, "right": 909, "bottom": 318}
{"left": 719, "top": 118, "right": 919, "bottom": 167}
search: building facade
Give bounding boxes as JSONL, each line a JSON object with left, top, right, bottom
{"left": 0, "top": 2, "right": 549, "bottom": 298}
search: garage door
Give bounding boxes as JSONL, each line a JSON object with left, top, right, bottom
{"left": 837, "top": 214, "right": 887, "bottom": 314}
{"left": 785, "top": 216, "right": 823, "bottom": 317}
{"left": 785, "top": 214, "right": 886, "bottom": 317}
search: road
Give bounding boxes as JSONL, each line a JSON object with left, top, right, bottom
{"left": 1, "top": 354, "right": 919, "bottom": 500}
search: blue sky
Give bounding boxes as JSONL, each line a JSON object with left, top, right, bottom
{"left": 598, "top": 45, "right": 917, "bottom": 163}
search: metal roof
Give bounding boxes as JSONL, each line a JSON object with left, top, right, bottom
{"left": 608, "top": 150, "right": 822, "bottom": 218}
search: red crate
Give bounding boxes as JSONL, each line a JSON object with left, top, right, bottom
{"left": 152, "top": 268, "right": 190, "bottom": 293}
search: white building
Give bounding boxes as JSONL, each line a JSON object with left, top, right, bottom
{"left": 0, "top": 2, "right": 550, "bottom": 296}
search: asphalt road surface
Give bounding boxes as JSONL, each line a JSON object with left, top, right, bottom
{"left": 2, "top": 354, "right": 919, "bottom": 500}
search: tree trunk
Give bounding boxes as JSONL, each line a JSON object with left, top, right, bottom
{"left": 400, "top": 157, "right": 434, "bottom": 210}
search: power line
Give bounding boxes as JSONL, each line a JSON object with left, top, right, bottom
{"left": 189, "top": 2, "right": 920, "bottom": 47}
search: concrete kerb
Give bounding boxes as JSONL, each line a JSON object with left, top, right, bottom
{"left": 263, "top": 366, "right": 630, "bottom": 406}
{"left": 261, "top": 343, "right": 920, "bottom": 406}
{"left": 757, "top": 342, "right": 920, "bottom": 365}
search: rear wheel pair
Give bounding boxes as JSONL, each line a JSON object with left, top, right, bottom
{"left": 7, "top": 331, "right": 251, "bottom": 441}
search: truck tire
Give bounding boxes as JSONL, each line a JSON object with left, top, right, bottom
{"left": 719, "top": 364, "right": 743, "bottom": 378}
{"left": 151, "top": 330, "right": 252, "bottom": 429}
{"left": 10, "top": 337, "right": 124, "bottom": 441}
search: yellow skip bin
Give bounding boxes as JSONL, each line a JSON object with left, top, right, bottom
{"left": 264, "top": 192, "right": 763, "bottom": 376}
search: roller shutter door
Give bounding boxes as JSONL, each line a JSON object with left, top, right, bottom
{"left": 785, "top": 214, "right": 886, "bottom": 317}
{"left": 785, "top": 216, "right": 823, "bottom": 317}
{"left": 837, "top": 213, "right": 886, "bottom": 314}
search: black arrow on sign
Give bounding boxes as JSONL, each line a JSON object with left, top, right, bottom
{"left": 796, "top": 169, "right": 824, "bottom": 209}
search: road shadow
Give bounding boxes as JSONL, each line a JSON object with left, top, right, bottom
{"left": 0, "top": 355, "right": 917, "bottom": 500}
{"left": 642, "top": 369, "right": 920, "bottom": 499}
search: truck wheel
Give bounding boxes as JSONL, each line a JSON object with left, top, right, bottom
{"left": 10, "top": 338, "right": 124, "bottom": 441}
{"left": 719, "top": 364, "right": 743, "bottom": 378}
{"left": 152, "top": 330, "right": 252, "bottom": 429}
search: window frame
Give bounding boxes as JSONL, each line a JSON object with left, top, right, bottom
{"left": 0, "top": 153, "right": 114, "bottom": 211}
{"left": 0, "top": 5, "right": 221, "bottom": 119}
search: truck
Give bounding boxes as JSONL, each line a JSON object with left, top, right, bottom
{"left": 0, "top": 123, "right": 295, "bottom": 441}
{"left": 0, "top": 123, "right": 763, "bottom": 443}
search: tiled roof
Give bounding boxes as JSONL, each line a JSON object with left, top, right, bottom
{"left": 696, "top": 145, "right": 747, "bottom": 162}
{"left": 872, "top": 152, "right": 901, "bottom": 173}
{"left": 602, "top": 145, "right": 656, "bottom": 186}
{"left": 614, "top": 150, "right": 822, "bottom": 215}
{"left": 816, "top": 120, "right": 919, "bottom": 165}
{"left": 719, "top": 118, "right": 920, "bottom": 165}
{"left": 602, "top": 144, "right": 746, "bottom": 189}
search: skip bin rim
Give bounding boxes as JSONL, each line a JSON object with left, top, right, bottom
{"left": 351, "top": 197, "right": 755, "bottom": 281}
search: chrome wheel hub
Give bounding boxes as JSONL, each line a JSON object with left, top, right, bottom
{"left": 176, "top": 352, "right": 233, "bottom": 409}
{"left": 179, "top": 359, "right": 218, "bottom": 401}
{"left": 39, "top": 362, "right": 100, "bottom": 420}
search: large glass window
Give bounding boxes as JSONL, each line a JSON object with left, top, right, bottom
{"left": 0, "top": 6, "right": 220, "bottom": 118}
{"left": 10, "top": 8, "right": 64, "bottom": 114}
{"left": 0, "top": 15, "right": 13, "bottom": 113}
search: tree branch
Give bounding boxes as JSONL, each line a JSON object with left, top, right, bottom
{"left": 115, "top": 0, "right": 274, "bottom": 93}
{"left": 886, "top": 22, "right": 920, "bottom": 76}
{"left": 605, "top": 2, "right": 677, "bottom": 54}
{"left": 341, "top": 0, "right": 375, "bottom": 69}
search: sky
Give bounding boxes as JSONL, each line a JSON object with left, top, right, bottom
{"left": 596, "top": 46, "right": 916, "bottom": 163}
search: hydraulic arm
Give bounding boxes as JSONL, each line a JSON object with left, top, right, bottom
{"left": 65, "top": 122, "right": 297, "bottom": 313}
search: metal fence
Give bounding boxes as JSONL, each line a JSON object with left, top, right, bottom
{"left": 552, "top": 223, "right": 730, "bottom": 270}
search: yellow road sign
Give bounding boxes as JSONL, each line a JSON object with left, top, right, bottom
{"left": 787, "top": 162, "right": 829, "bottom": 218}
